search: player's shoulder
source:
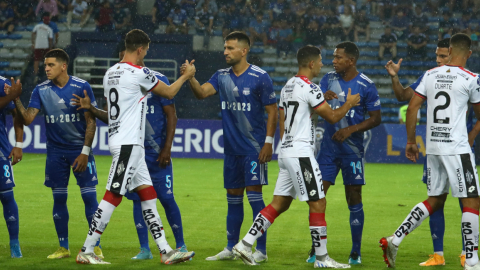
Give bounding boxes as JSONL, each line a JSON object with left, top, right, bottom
{"left": 71, "top": 76, "right": 89, "bottom": 87}
{"left": 36, "top": 79, "right": 52, "bottom": 89}
{"left": 215, "top": 67, "right": 232, "bottom": 75}
{"left": 457, "top": 66, "right": 477, "bottom": 78}
{"left": 324, "top": 71, "right": 339, "bottom": 80}
{"left": 0, "top": 75, "right": 8, "bottom": 84}
{"left": 249, "top": 65, "right": 269, "bottom": 75}
{"left": 357, "top": 73, "right": 375, "bottom": 86}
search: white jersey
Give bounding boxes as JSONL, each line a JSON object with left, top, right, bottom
{"left": 103, "top": 62, "right": 160, "bottom": 147}
{"left": 415, "top": 65, "right": 480, "bottom": 155}
{"left": 32, "top": 23, "right": 53, "bottom": 49}
{"left": 278, "top": 76, "right": 325, "bottom": 158}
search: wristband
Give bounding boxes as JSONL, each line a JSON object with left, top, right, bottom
{"left": 82, "top": 146, "right": 91, "bottom": 155}
{"left": 15, "top": 142, "right": 23, "bottom": 148}
{"left": 265, "top": 136, "right": 274, "bottom": 144}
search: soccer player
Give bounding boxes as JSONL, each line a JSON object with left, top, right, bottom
{"left": 0, "top": 76, "right": 24, "bottom": 258}
{"left": 307, "top": 42, "right": 382, "bottom": 265}
{"left": 75, "top": 29, "right": 195, "bottom": 265}
{"left": 6, "top": 49, "right": 103, "bottom": 259}
{"left": 379, "top": 33, "right": 480, "bottom": 270}
{"left": 232, "top": 45, "right": 359, "bottom": 268}
{"left": 181, "top": 31, "right": 277, "bottom": 262}
{"left": 385, "top": 38, "right": 471, "bottom": 267}
{"left": 72, "top": 44, "right": 188, "bottom": 260}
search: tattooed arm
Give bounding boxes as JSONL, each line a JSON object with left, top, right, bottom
{"left": 14, "top": 99, "right": 39, "bottom": 126}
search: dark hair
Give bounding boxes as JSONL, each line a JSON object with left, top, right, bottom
{"left": 450, "top": 33, "right": 471, "bottom": 51}
{"left": 118, "top": 41, "right": 126, "bottom": 53}
{"left": 336, "top": 41, "right": 359, "bottom": 61}
{"left": 225, "top": 31, "right": 250, "bottom": 47}
{"left": 44, "top": 49, "right": 70, "bottom": 65}
{"left": 125, "top": 29, "right": 151, "bottom": 52}
{"left": 42, "top": 12, "right": 50, "bottom": 17}
{"left": 297, "top": 45, "right": 321, "bottom": 67}
{"left": 437, "top": 38, "right": 450, "bottom": 48}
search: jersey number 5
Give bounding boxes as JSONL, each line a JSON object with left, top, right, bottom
{"left": 109, "top": 88, "right": 120, "bottom": 120}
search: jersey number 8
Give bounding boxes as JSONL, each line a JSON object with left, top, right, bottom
{"left": 109, "top": 88, "right": 120, "bottom": 120}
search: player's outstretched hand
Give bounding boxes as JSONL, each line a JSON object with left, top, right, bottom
{"left": 157, "top": 147, "right": 171, "bottom": 168}
{"left": 8, "top": 146, "right": 22, "bottom": 165}
{"left": 324, "top": 90, "right": 338, "bottom": 100}
{"left": 385, "top": 58, "right": 402, "bottom": 77}
{"left": 72, "top": 153, "right": 88, "bottom": 172}
{"left": 405, "top": 143, "right": 419, "bottom": 163}
{"left": 258, "top": 143, "right": 273, "bottom": 164}
{"left": 183, "top": 60, "right": 196, "bottom": 79}
{"left": 5, "top": 78, "right": 22, "bottom": 98}
{"left": 345, "top": 88, "right": 360, "bottom": 107}
{"left": 71, "top": 90, "right": 92, "bottom": 111}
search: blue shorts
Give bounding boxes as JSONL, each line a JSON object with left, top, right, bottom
{"left": 317, "top": 155, "right": 366, "bottom": 185}
{"left": 125, "top": 151, "right": 174, "bottom": 201}
{"left": 0, "top": 158, "right": 14, "bottom": 191}
{"left": 44, "top": 148, "right": 98, "bottom": 188}
{"left": 223, "top": 154, "right": 268, "bottom": 189}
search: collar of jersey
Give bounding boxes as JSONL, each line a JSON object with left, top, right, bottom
{"left": 445, "top": 64, "right": 461, "bottom": 67}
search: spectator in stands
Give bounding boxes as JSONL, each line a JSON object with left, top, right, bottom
{"left": 410, "top": 5, "right": 428, "bottom": 34}
{"left": 290, "top": 0, "right": 307, "bottom": 17}
{"left": 457, "top": 11, "right": 473, "bottom": 31}
{"left": 195, "top": 3, "right": 213, "bottom": 49}
{"left": 268, "top": 0, "right": 286, "bottom": 20}
{"left": 36, "top": 0, "right": 59, "bottom": 21}
{"left": 300, "top": 7, "right": 324, "bottom": 29}
{"left": 398, "top": 104, "right": 420, "bottom": 124}
{"left": 180, "top": 0, "right": 196, "bottom": 17}
{"left": 196, "top": 0, "right": 218, "bottom": 15}
{"left": 267, "top": 19, "right": 281, "bottom": 46}
{"left": 390, "top": 10, "right": 409, "bottom": 39}
{"left": 324, "top": 8, "right": 342, "bottom": 38}
{"left": 276, "top": 18, "right": 294, "bottom": 58}
{"left": 378, "top": 26, "right": 398, "bottom": 61}
{"left": 44, "top": 12, "right": 59, "bottom": 47}
{"left": 152, "top": 0, "right": 174, "bottom": 25}
{"left": 222, "top": 4, "right": 243, "bottom": 37}
{"left": 249, "top": 11, "right": 269, "bottom": 47}
{"left": 304, "top": 20, "right": 326, "bottom": 54}
{"left": 339, "top": 5, "right": 354, "bottom": 41}
{"left": 407, "top": 26, "right": 428, "bottom": 60}
{"left": 438, "top": 10, "right": 455, "bottom": 40}
{"left": 354, "top": 8, "right": 370, "bottom": 42}
{"left": 67, "top": 0, "right": 89, "bottom": 29}
{"left": 32, "top": 13, "right": 53, "bottom": 81}
{"left": 292, "top": 25, "right": 305, "bottom": 52}
{"left": 113, "top": 4, "right": 131, "bottom": 33}
{"left": 277, "top": 4, "right": 297, "bottom": 26}
{"left": 337, "top": 0, "right": 356, "bottom": 14}
{"left": 13, "top": 0, "right": 34, "bottom": 27}
{"left": 166, "top": 5, "right": 188, "bottom": 34}
{"left": 0, "top": 0, "right": 15, "bottom": 34}
{"left": 94, "top": 2, "right": 114, "bottom": 32}
{"left": 321, "top": 0, "right": 337, "bottom": 12}
{"left": 244, "top": 0, "right": 267, "bottom": 17}
{"left": 56, "top": 0, "right": 69, "bottom": 15}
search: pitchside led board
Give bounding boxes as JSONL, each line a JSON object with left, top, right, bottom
{"left": 5, "top": 116, "right": 426, "bottom": 164}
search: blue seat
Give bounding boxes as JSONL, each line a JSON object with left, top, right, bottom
{"left": 428, "top": 17, "right": 440, "bottom": 22}
{"left": 14, "top": 26, "right": 26, "bottom": 31}
{"left": 427, "top": 52, "right": 436, "bottom": 58}
{"left": 273, "top": 85, "right": 283, "bottom": 92}
{"left": 429, "top": 35, "right": 437, "bottom": 41}
{"left": 261, "top": 66, "right": 275, "bottom": 73}
{"left": 0, "top": 62, "right": 9, "bottom": 68}
{"left": 0, "top": 70, "right": 5, "bottom": 76}
{"left": 212, "top": 30, "right": 222, "bottom": 36}
{"left": 409, "top": 61, "right": 423, "bottom": 67}
{"left": 5, "top": 70, "right": 21, "bottom": 77}
{"left": 272, "top": 76, "right": 288, "bottom": 83}
{"left": 397, "top": 43, "right": 407, "bottom": 49}
{"left": 7, "top": 34, "right": 22, "bottom": 40}
{"left": 426, "top": 44, "right": 436, "bottom": 49}
{"left": 250, "top": 48, "right": 264, "bottom": 54}
{"left": 0, "top": 34, "right": 7, "bottom": 39}
{"left": 25, "top": 26, "right": 34, "bottom": 31}
{"left": 367, "top": 42, "right": 379, "bottom": 48}
{"left": 356, "top": 42, "right": 368, "bottom": 47}
{"left": 399, "top": 79, "right": 409, "bottom": 85}
{"left": 398, "top": 52, "right": 407, "bottom": 58}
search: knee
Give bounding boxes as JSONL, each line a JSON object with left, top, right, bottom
{"left": 345, "top": 187, "right": 362, "bottom": 205}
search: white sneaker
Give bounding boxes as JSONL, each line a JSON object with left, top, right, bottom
{"left": 76, "top": 251, "right": 110, "bottom": 264}
{"left": 379, "top": 235, "right": 398, "bottom": 268}
{"left": 253, "top": 249, "right": 268, "bottom": 263}
{"left": 314, "top": 256, "right": 351, "bottom": 268}
{"left": 233, "top": 242, "right": 259, "bottom": 266}
{"left": 465, "top": 262, "right": 480, "bottom": 270}
{"left": 161, "top": 249, "right": 195, "bottom": 264}
{"left": 205, "top": 247, "right": 237, "bottom": 261}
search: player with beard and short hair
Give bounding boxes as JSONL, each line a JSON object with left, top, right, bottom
{"left": 181, "top": 31, "right": 277, "bottom": 263}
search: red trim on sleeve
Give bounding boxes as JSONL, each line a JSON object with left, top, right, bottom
{"left": 147, "top": 80, "right": 160, "bottom": 92}
{"left": 414, "top": 91, "right": 427, "bottom": 99}
{"left": 295, "top": 75, "right": 312, "bottom": 84}
{"left": 119, "top": 62, "right": 142, "bottom": 69}
{"left": 463, "top": 207, "right": 480, "bottom": 215}
{"left": 459, "top": 67, "right": 476, "bottom": 77}
{"left": 313, "top": 100, "right": 326, "bottom": 109}
{"left": 279, "top": 107, "right": 284, "bottom": 110}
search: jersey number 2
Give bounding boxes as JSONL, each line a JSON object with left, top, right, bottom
{"left": 433, "top": 91, "right": 450, "bottom": 124}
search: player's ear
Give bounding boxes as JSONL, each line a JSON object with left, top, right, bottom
{"left": 467, "top": 50, "right": 472, "bottom": 59}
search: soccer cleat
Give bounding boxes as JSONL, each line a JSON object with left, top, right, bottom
{"left": 179, "top": 244, "right": 188, "bottom": 252}
{"left": 205, "top": 247, "right": 237, "bottom": 261}
{"left": 379, "top": 236, "right": 398, "bottom": 268}
{"left": 47, "top": 247, "right": 70, "bottom": 259}
{"left": 131, "top": 247, "right": 153, "bottom": 260}
{"left": 465, "top": 262, "right": 480, "bottom": 270}
{"left": 253, "top": 249, "right": 268, "bottom": 263}
{"left": 10, "top": 244, "right": 22, "bottom": 258}
{"left": 348, "top": 252, "right": 361, "bottom": 265}
{"left": 419, "top": 254, "right": 445, "bottom": 266}
{"left": 76, "top": 251, "right": 110, "bottom": 264}
{"left": 314, "top": 256, "right": 351, "bottom": 268}
{"left": 161, "top": 248, "right": 195, "bottom": 264}
{"left": 94, "top": 246, "right": 104, "bottom": 259}
{"left": 307, "top": 247, "right": 316, "bottom": 263}
{"left": 232, "top": 242, "right": 259, "bottom": 266}
{"left": 460, "top": 254, "right": 466, "bottom": 267}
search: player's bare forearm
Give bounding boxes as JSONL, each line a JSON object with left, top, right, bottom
{"left": 391, "top": 76, "right": 414, "bottom": 102}
{"left": 265, "top": 103, "right": 278, "bottom": 137}
{"left": 163, "top": 104, "right": 177, "bottom": 150}
{"left": 14, "top": 100, "right": 39, "bottom": 126}
{"left": 83, "top": 111, "right": 96, "bottom": 147}
{"left": 279, "top": 109, "right": 285, "bottom": 140}
{"left": 468, "top": 121, "right": 480, "bottom": 147}
{"left": 12, "top": 109, "right": 23, "bottom": 143}
{"left": 406, "top": 95, "right": 424, "bottom": 143}
{"left": 188, "top": 78, "right": 214, "bottom": 100}
{"left": 152, "top": 75, "right": 188, "bottom": 100}
{"left": 347, "top": 110, "right": 382, "bottom": 134}
{"left": 326, "top": 102, "right": 353, "bottom": 124}
{"left": 90, "top": 106, "right": 108, "bottom": 124}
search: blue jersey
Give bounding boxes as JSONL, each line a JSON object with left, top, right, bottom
{"left": 409, "top": 73, "right": 424, "bottom": 91}
{"left": 208, "top": 65, "right": 276, "bottom": 155}
{"left": 319, "top": 72, "right": 381, "bottom": 157}
{"left": 144, "top": 71, "right": 174, "bottom": 153}
{"left": 28, "top": 76, "right": 97, "bottom": 150}
{"left": 0, "top": 76, "right": 14, "bottom": 159}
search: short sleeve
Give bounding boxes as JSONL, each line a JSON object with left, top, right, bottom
{"left": 409, "top": 73, "right": 424, "bottom": 91}
{"left": 278, "top": 91, "right": 284, "bottom": 110}
{"left": 84, "top": 82, "right": 97, "bottom": 108}
{"left": 319, "top": 75, "right": 328, "bottom": 93}
{"left": 306, "top": 83, "right": 325, "bottom": 109}
{"left": 469, "top": 76, "right": 480, "bottom": 105}
{"left": 207, "top": 71, "right": 219, "bottom": 93}
{"left": 414, "top": 74, "right": 427, "bottom": 99}
{"left": 137, "top": 67, "right": 160, "bottom": 92}
{"left": 28, "top": 87, "right": 42, "bottom": 110}
{"left": 259, "top": 74, "right": 276, "bottom": 106}
{"left": 364, "top": 84, "right": 381, "bottom": 111}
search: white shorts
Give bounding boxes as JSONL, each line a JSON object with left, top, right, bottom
{"left": 426, "top": 153, "right": 479, "bottom": 198}
{"left": 106, "top": 145, "right": 152, "bottom": 195}
{"left": 274, "top": 156, "right": 325, "bottom": 202}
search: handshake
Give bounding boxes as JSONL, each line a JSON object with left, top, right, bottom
{"left": 181, "top": 60, "right": 196, "bottom": 79}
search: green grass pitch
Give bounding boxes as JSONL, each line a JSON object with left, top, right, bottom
{"left": 0, "top": 153, "right": 471, "bottom": 269}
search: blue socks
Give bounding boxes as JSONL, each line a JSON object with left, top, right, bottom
{"left": 429, "top": 207, "right": 445, "bottom": 253}
{"left": 0, "top": 189, "right": 19, "bottom": 244}
{"left": 133, "top": 200, "right": 150, "bottom": 250}
{"left": 348, "top": 203, "right": 364, "bottom": 256}
{"left": 159, "top": 197, "right": 185, "bottom": 248}
{"left": 226, "top": 193, "right": 244, "bottom": 251}
{"left": 52, "top": 188, "right": 69, "bottom": 249}
{"left": 247, "top": 191, "right": 267, "bottom": 254}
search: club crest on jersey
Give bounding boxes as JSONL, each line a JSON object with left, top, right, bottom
{"left": 243, "top": 88, "right": 250, "bottom": 95}
{"left": 477, "top": 77, "right": 480, "bottom": 86}
{"left": 304, "top": 168, "right": 312, "bottom": 184}
{"left": 143, "top": 67, "right": 152, "bottom": 75}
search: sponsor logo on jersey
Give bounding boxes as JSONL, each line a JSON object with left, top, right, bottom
{"left": 296, "top": 171, "right": 305, "bottom": 195}
{"left": 457, "top": 168, "right": 464, "bottom": 192}
{"left": 357, "top": 81, "right": 366, "bottom": 87}
{"left": 243, "top": 88, "right": 250, "bottom": 95}
{"left": 116, "top": 161, "right": 125, "bottom": 176}
{"left": 477, "top": 77, "right": 480, "bottom": 86}
{"left": 469, "top": 186, "right": 476, "bottom": 193}
{"left": 339, "top": 91, "right": 345, "bottom": 97}
{"left": 248, "top": 72, "right": 259, "bottom": 77}
{"left": 251, "top": 175, "right": 258, "bottom": 181}
{"left": 70, "top": 84, "right": 81, "bottom": 88}
{"left": 112, "top": 182, "right": 120, "bottom": 188}
{"left": 5, "top": 179, "right": 12, "bottom": 184}
{"left": 303, "top": 168, "right": 312, "bottom": 184}
{"left": 466, "top": 170, "right": 474, "bottom": 184}
{"left": 446, "top": 69, "right": 450, "bottom": 73}
{"left": 374, "top": 99, "right": 381, "bottom": 107}
{"left": 309, "top": 190, "right": 316, "bottom": 196}
{"left": 143, "top": 67, "right": 152, "bottom": 75}
{"left": 269, "top": 92, "right": 275, "bottom": 99}
{"left": 58, "top": 99, "right": 65, "bottom": 104}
